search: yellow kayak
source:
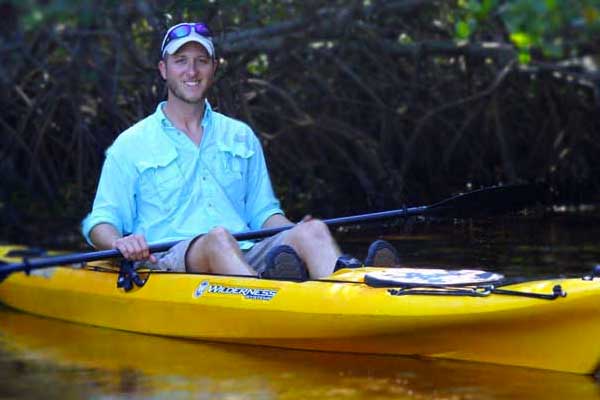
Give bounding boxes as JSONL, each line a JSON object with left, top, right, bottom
{"left": 1, "top": 244, "right": 600, "bottom": 375}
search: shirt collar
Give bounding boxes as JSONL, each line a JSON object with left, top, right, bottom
{"left": 156, "top": 100, "right": 213, "bottom": 130}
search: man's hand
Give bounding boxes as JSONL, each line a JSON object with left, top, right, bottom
{"left": 112, "top": 234, "right": 157, "bottom": 263}
{"left": 299, "top": 214, "right": 313, "bottom": 223}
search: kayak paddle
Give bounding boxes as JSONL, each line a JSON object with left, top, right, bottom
{"left": 0, "top": 183, "right": 545, "bottom": 279}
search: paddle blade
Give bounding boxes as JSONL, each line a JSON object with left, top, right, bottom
{"left": 0, "top": 262, "right": 6, "bottom": 282}
{"left": 427, "top": 183, "right": 548, "bottom": 217}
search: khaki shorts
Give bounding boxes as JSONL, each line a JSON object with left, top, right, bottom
{"left": 140, "top": 231, "right": 288, "bottom": 274}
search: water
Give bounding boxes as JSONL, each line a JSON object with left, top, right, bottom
{"left": 1, "top": 308, "right": 599, "bottom": 400}
{"left": 1, "top": 214, "right": 600, "bottom": 399}
{"left": 350, "top": 214, "right": 600, "bottom": 278}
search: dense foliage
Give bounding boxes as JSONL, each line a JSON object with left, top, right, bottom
{"left": 1, "top": 0, "right": 599, "bottom": 245}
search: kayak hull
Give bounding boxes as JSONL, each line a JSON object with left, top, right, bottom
{"left": 1, "top": 252, "right": 600, "bottom": 374}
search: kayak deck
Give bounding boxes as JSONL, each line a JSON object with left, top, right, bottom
{"left": 1, "top": 247, "right": 600, "bottom": 374}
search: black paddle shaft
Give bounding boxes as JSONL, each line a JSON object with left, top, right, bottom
{"left": 230, "top": 183, "right": 545, "bottom": 240}
{"left": 0, "top": 183, "right": 545, "bottom": 277}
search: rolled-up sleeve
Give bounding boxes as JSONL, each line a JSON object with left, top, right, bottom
{"left": 81, "top": 150, "right": 136, "bottom": 245}
{"left": 244, "top": 135, "right": 284, "bottom": 229}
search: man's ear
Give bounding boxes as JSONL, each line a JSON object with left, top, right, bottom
{"left": 212, "top": 57, "right": 219, "bottom": 74}
{"left": 158, "top": 59, "right": 167, "bottom": 80}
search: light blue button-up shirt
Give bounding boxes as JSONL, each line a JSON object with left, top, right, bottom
{"left": 81, "top": 101, "right": 283, "bottom": 249}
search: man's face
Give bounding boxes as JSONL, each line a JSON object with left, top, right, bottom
{"left": 159, "top": 42, "right": 217, "bottom": 105}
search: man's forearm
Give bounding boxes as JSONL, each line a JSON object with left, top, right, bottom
{"left": 262, "top": 213, "right": 293, "bottom": 228}
{"left": 89, "top": 223, "right": 122, "bottom": 250}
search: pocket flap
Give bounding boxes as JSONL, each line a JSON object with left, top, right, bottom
{"left": 216, "top": 132, "right": 255, "bottom": 159}
{"left": 134, "top": 147, "right": 178, "bottom": 173}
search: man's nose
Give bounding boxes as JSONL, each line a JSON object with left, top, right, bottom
{"left": 186, "top": 61, "right": 199, "bottom": 75}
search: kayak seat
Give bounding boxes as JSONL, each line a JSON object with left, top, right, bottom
{"left": 261, "top": 245, "right": 308, "bottom": 281}
{"left": 364, "top": 240, "right": 401, "bottom": 267}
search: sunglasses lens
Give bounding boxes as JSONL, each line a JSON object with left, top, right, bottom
{"left": 170, "top": 25, "right": 192, "bottom": 39}
{"left": 194, "top": 23, "right": 211, "bottom": 36}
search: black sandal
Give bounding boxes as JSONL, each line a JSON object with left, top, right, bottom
{"left": 261, "top": 245, "right": 308, "bottom": 281}
{"left": 364, "top": 240, "right": 401, "bottom": 267}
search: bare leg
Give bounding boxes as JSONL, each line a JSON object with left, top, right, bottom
{"left": 282, "top": 220, "right": 341, "bottom": 279}
{"left": 185, "top": 227, "right": 256, "bottom": 275}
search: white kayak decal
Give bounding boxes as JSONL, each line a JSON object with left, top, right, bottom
{"left": 365, "top": 268, "right": 504, "bottom": 287}
{"left": 193, "top": 280, "right": 278, "bottom": 301}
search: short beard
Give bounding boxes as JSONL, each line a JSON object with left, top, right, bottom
{"left": 166, "top": 79, "right": 205, "bottom": 105}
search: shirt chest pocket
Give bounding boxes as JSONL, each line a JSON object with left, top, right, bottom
{"left": 135, "top": 151, "right": 183, "bottom": 211}
{"left": 216, "top": 144, "right": 255, "bottom": 202}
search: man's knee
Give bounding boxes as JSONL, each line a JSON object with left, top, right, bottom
{"left": 204, "top": 226, "right": 237, "bottom": 249}
{"left": 287, "top": 219, "right": 332, "bottom": 244}
{"left": 188, "top": 227, "right": 236, "bottom": 259}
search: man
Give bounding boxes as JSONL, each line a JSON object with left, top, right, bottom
{"left": 82, "top": 22, "right": 399, "bottom": 280}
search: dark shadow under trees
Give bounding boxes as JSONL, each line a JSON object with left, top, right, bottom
{"left": 0, "top": 0, "right": 598, "bottom": 246}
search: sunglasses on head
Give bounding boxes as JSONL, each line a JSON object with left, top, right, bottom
{"left": 161, "top": 22, "right": 212, "bottom": 55}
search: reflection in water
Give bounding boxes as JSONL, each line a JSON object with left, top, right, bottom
{"left": 0, "top": 307, "right": 599, "bottom": 400}
{"left": 2, "top": 216, "right": 600, "bottom": 399}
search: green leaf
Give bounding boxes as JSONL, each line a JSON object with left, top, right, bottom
{"left": 455, "top": 20, "right": 471, "bottom": 39}
{"left": 583, "top": 6, "right": 599, "bottom": 24}
{"left": 510, "top": 31, "right": 532, "bottom": 48}
{"left": 518, "top": 50, "right": 531, "bottom": 64}
{"left": 545, "top": 0, "right": 557, "bottom": 10}
{"left": 481, "top": 0, "right": 497, "bottom": 16}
